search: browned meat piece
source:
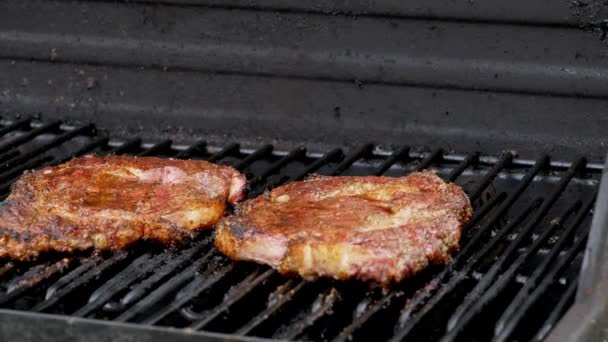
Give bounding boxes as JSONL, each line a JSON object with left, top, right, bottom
{"left": 0, "top": 155, "right": 246, "bottom": 260}
{"left": 216, "top": 171, "right": 472, "bottom": 283}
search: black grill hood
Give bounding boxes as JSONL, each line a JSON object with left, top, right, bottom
{"left": 0, "top": 1, "right": 608, "bottom": 342}
{"left": 1, "top": 0, "right": 608, "bottom": 162}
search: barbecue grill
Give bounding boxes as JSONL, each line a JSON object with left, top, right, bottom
{"left": 1, "top": 1, "right": 608, "bottom": 341}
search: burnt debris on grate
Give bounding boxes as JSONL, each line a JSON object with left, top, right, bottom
{"left": 0, "top": 118, "right": 600, "bottom": 341}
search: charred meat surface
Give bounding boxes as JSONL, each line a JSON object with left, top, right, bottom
{"left": 216, "top": 171, "right": 472, "bottom": 283}
{"left": 0, "top": 155, "right": 246, "bottom": 260}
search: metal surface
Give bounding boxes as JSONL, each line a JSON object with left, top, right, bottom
{"left": 0, "top": 118, "right": 600, "bottom": 341}
{"left": 147, "top": 0, "right": 608, "bottom": 26}
{"left": 546, "top": 152, "right": 608, "bottom": 342}
{"left": 1, "top": 3, "right": 608, "bottom": 340}
{"left": 1, "top": 0, "right": 608, "bottom": 163}
{"left": 2, "top": 59, "right": 608, "bottom": 164}
{"left": 3, "top": 0, "right": 608, "bottom": 97}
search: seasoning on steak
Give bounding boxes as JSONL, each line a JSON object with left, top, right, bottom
{"left": 0, "top": 155, "right": 246, "bottom": 261}
{"left": 215, "top": 171, "right": 472, "bottom": 283}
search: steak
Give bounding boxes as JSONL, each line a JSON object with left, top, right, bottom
{"left": 215, "top": 171, "right": 472, "bottom": 283}
{"left": 0, "top": 155, "right": 246, "bottom": 260}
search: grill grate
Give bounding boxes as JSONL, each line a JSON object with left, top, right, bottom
{"left": 0, "top": 118, "right": 601, "bottom": 342}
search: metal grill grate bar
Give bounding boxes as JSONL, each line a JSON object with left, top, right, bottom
{"left": 115, "top": 238, "right": 213, "bottom": 310}
{"left": 114, "top": 250, "right": 216, "bottom": 323}
{"left": 414, "top": 148, "right": 443, "bottom": 172}
{"left": 447, "top": 153, "right": 479, "bottom": 182}
{"left": 59, "top": 136, "right": 110, "bottom": 162}
{"left": 277, "top": 287, "right": 340, "bottom": 341}
{"left": 493, "top": 194, "right": 597, "bottom": 337}
{"left": 207, "top": 143, "right": 239, "bottom": 162}
{"left": 32, "top": 253, "right": 130, "bottom": 313}
{"left": 141, "top": 262, "right": 236, "bottom": 325}
{"left": 190, "top": 268, "right": 275, "bottom": 330}
{"left": 388, "top": 155, "right": 549, "bottom": 341}
{"left": 0, "top": 119, "right": 597, "bottom": 342}
{"left": 42, "top": 256, "right": 102, "bottom": 301}
{"left": 109, "top": 138, "right": 142, "bottom": 155}
{"left": 175, "top": 140, "right": 207, "bottom": 159}
{"left": 2, "top": 124, "right": 95, "bottom": 173}
{"left": 395, "top": 159, "right": 585, "bottom": 340}
{"left": 0, "top": 119, "right": 31, "bottom": 138}
{"left": 0, "top": 156, "right": 53, "bottom": 192}
{"left": 442, "top": 158, "right": 586, "bottom": 338}
{"left": 251, "top": 148, "right": 343, "bottom": 197}
{"left": 0, "top": 121, "right": 60, "bottom": 156}
{"left": 0, "top": 134, "right": 107, "bottom": 196}
{"left": 329, "top": 144, "right": 373, "bottom": 176}
{"left": 387, "top": 198, "right": 542, "bottom": 341}
{"left": 292, "top": 148, "right": 344, "bottom": 181}
{"left": 457, "top": 155, "right": 549, "bottom": 251}
{"left": 138, "top": 140, "right": 172, "bottom": 157}
{"left": 0, "top": 258, "right": 71, "bottom": 306}
{"left": 73, "top": 253, "right": 156, "bottom": 317}
{"left": 0, "top": 263, "right": 15, "bottom": 280}
{"left": 235, "top": 279, "right": 307, "bottom": 336}
{"left": 493, "top": 225, "right": 591, "bottom": 342}
{"left": 533, "top": 277, "right": 578, "bottom": 341}
{"left": 441, "top": 201, "right": 582, "bottom": 340}
{"left": 254, "top": 147, "right": 306, "bottom": 183}
{"left": 467, "top": 152, "right": 513, "bottom": 201}
{"left": 373, "top": 146, "right": 409, "bottom": 176}
{"left": 233, "top": 145, "right": 273, "bottom": 171}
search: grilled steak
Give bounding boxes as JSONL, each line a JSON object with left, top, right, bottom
{"left": 0, "top": 155, "right": 246, "bottom": 260}
{"left": 216, "top": 171, "right": 472, "bottom": 283}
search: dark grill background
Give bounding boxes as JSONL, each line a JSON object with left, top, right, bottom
{"left": 0, "top": 118, "right": 600, "bottom": 341}
{"left": 2, "top": 0, "right": 608, "bottom": 164}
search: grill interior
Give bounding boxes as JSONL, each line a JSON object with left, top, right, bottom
{"left": 0, "top": 118, "right": 601, "bottom": 342}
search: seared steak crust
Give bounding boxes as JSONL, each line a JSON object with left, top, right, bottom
{"left": 0, "top": 155, "right": 246, "bottom": 260}
{"left": 216, "top": 171, "right": 472, "bottom": 283}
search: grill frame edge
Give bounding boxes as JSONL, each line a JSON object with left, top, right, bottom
{"left": 0, "top": 308, "right": 272, "bottom": 342}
